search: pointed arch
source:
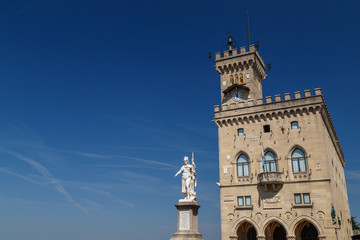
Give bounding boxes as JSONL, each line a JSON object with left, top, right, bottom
{"left": 290, "top": 216, "right": 324, "bottom": 237}
{"left": 260, "top": 217, "right": 289, "bottom": 236}
{"left": 263, "top": 148, "right": 278, "bottom": 172}
{"left": 288, "top": 145, "right": 307, "bottom": 173}
{"left": 236, "top": 152, "right": 250, "bottom": 177}
{"left": 232, "top": 217, "right": 260, "bottom": 238}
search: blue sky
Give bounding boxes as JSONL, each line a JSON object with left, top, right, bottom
{"left": 0, "top": 0, "right": 359, "bottom": 239}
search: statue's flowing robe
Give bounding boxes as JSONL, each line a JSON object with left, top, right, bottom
{"left": 181, "top": 164, "right": 195, "bottom": 194}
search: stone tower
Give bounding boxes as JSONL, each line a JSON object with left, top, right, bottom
{"left": 213, "top": 36, "right": 353, "bottom": 240}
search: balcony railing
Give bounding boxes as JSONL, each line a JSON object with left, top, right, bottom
{"left": 257, "top": 172, "right": 284, "bottom": 191}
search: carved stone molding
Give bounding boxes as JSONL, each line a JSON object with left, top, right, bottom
{"left": 256, "top": 236, "right": 266, "bottom": 240}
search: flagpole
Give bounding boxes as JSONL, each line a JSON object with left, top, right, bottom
{"left": 261, "top": 142, "right": 266, "bottom": 172}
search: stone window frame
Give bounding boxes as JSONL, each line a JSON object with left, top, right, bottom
{"left": 290, "top": 147, "right": 308, "bottom": 174}
{"left": 236, "top": 152, "right": 250, "bottom": 177}
{"left": 263, "top": 149, "right": 278, "bottom": 173}
{"left": 291, "top": 121, "right": 299, "bottom": 130}
{"left": 237, "top": 128, "right": 245, "bottom": 136}
{"left": 293, "top": 193, "right": 312, "bottom": 208}
{"left": 263, "top": 124, "right": 271, "bottom": 133}
{"left": 236, "top": 196, "right": 253, "bottom": 209}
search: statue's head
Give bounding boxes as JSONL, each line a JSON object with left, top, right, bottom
{"left": 184, "top": 156, "right": 189, "bottom": 164}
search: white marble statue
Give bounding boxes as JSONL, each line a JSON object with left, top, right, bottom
{"left": 174, "top": 153, "right": 197, "bottom": 201}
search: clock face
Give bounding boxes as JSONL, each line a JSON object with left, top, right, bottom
{"left": 232, "top": 91, "right": 243, "bottom": 101}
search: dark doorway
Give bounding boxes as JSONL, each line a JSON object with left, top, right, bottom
{"left": 247, "top": 226, "right": 256, "bottom": 240}
{"left": 301, "top": 223, "right": 319, "bottom": 240}
{"left": 273, "top": 225, "right": 287, "bottom": 240}
{"left": 264, "top": 221, "right": 287, "bottom": 240}
{"left": 236, "top": 221, "right": 257, "bottom": 240}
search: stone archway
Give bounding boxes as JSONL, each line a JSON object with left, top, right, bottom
{"left": 264, "top": 221, "right": 287, "bottom": 240}
{"left": 294, "top": 220, "right": 319, "bottom": 240}
{"left": 236, "top": 221, "right": 257, "bottom": 240}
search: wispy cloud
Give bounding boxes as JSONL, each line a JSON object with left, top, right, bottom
{"left": 0, "top": 140, "right": 177, "bottom": 168}
{"left": 81, "top": 186, "right": 134, "bottom": 207}
{"left": 0, "top": 167, "right": 45, "bottom": 185}
{"left": 0, "top": 147, "right": 90, "bottom": 215}
{"left": 83, "top": 198, "right": 103, "bottom": 208}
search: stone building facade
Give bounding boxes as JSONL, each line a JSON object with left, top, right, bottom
{"left": 213, "top": 36, "right": 353, "bottom": 240}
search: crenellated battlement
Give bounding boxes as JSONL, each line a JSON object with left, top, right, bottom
{"left": 214, "top": 44, "right": 266, "bottom": 79}
{"left": 213, "top": 86, "right": 344, "bottom": 166}
{"left": 214, "top": 88, "right": 323, "bottom": 112}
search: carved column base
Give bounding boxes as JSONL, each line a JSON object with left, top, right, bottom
{"left": 286, "top": 236, "right": 296, "bottom": 240}
{"left": 257, "top": 236, "right": 266, "bottom": 240}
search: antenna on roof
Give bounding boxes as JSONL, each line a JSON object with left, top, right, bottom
{"left": 246, "top": 11, "right": 250, "bottom": 50}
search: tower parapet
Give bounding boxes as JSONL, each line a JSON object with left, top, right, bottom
{"left": 215, "top": 44, "right": 265, "bottom": 79}
{"left": 213, "top": 88, "right": 344, "bottom": 165}
{"left": 214, "top": 36, "right": 267, "bottom": 104}
{"left": 214, "top": 88, "right": 323, "bottom": 112}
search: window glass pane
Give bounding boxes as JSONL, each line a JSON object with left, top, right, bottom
{"left": 264, "top": 162, "right": 270, "bottom": 172}
{"left": 238, "top": 128, "right": 244, "bottom": 136}
{"left": 265, "top": 151, "right": 276, "bottom": 161}
{"left": 294, "top": 194, "right": 301, "bottom": 204}
{"left": 299, "top": 158, "right": 306, "bottom": 172}
{"left": 292, "top": 159, "right": 299, "bottom": 172}
{"left": 238, "top": 197, "right": 244, "bottom": 206}
{"left": 304, "top": 193, "right": 310, "bottom": 204}
{"left": 292, "top": 148, "right": 305, "bottom": 158}
{"left": 238, "top": 165, "right": 243, "bottom": 177}
{"left": 244, "top": 164, "right": 249, "bottom": 176}
{"left": 270, "top": 161, "right": 277, "bottom": 172}
{"left": 245, "top": 196, "right": 251, "bottom": 206}
{"left": 291, "top": 121, "right": 299, "bottom": 129}
{"left": 238, "top": 154, "right": 248, "bottom": 163}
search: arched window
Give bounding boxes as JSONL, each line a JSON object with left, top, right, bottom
{"left": 235, "top": 74, "right": 239, "bottom": 84}
{"left": 291, "top": 148, "right": 307, "bottom": 173}
{"left": 230, "top": 75, "right": 234, "bottom": 84}
{"left": 237, "top": 154, "right": 249, "bottom": 177}
{"left": 264, "top": 151, "right": 277, "bottom": 172}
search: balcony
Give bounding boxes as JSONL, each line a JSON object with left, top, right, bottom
{"left": 257, "top": 172, "right": 284, "bottom": 192}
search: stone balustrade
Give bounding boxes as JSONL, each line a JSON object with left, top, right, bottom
{"left": 257, "top": 172, "right": 284, "bottom": 192}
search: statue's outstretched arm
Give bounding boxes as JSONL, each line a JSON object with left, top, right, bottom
{"left": 174, "top": 168, "right": 182, "bottom": 177}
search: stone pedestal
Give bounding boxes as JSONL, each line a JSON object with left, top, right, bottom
{"left": 170, "top": 201, "right": 204, "bottom": 240}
